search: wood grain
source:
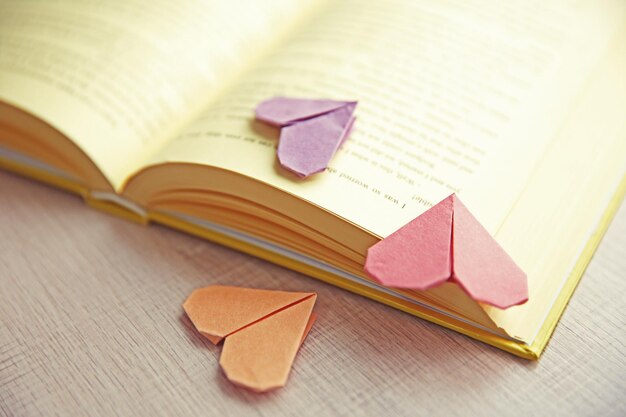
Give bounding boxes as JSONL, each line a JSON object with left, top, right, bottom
{"left": 0, "top": 170, "right": 624, "bottom": 417}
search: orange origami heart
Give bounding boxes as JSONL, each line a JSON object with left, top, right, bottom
{"left": 183, "top": 285, "right": 317, "bottom": 392}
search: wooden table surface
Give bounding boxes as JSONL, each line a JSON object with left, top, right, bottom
{"left": 1, "top": 170, "right": 624, "bottom": 417}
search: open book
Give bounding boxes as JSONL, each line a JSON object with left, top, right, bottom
{"left": 1, "top": 0, "right": 625, "bottom": 359}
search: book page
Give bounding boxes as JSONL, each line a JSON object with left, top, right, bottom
{"left": 142, "top": 0, "right": 623, "bottom": 237}
{"left": 0, "top": 0, "right": 321, "bottom": 189}
{"left": 484, "top": 27, "right": 626, "bottom": 343}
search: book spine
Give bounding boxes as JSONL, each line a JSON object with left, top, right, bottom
{"left": 84, "top": 195, "right": 148, "bottom": 225}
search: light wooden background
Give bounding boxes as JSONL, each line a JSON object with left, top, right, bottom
{"left": 0, "top": 170, "right": 624, "bottom": 417}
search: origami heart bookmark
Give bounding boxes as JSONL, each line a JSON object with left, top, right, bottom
{"left": 364, "top": 194, "right": 528, "bottom": 309}
{"left": 255, "top": 97, "right": 357, "bottom": 178}
{"left": 183, "top": 285, "right": 317, "bottom": 392}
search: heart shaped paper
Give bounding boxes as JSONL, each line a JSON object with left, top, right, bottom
{"left": 183, "top": 285, "right": 317, "bottom": 392}
{"left": 364, "top": 194, "right": 528, "bottom": 309}
{"left": 255, "top": 97, "right": 357, "bottom": 178}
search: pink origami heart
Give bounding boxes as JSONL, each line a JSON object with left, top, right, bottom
{"left": 364, "top": 194, "right": 528, "bottom": 309}
{"left": 255, "top": 97, "right": 357, "bottom": 178}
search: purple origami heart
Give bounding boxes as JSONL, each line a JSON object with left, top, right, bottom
{"left": 255, "top": 97, "right": 357, "bottom": 178}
